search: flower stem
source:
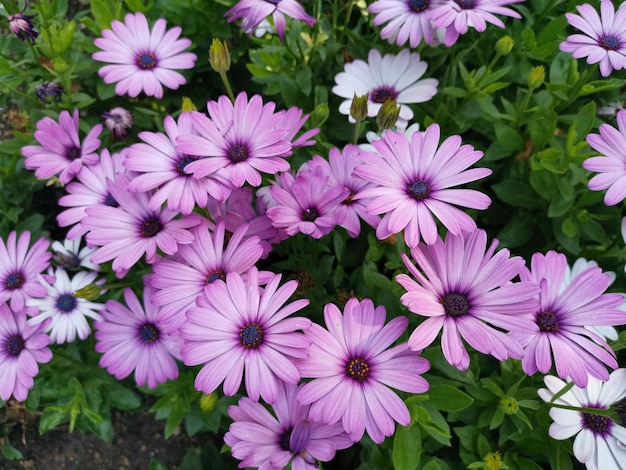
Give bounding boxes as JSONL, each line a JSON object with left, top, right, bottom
{"left": 219, "top": 71, "right": 236, "bottom": 103}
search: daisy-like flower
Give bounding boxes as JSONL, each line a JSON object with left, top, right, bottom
{"left": 369, "top": 0, "right": 444, "bottom": 48}
{"left": 583, "top": 109, "right": 626, "bottom": 206}
{"left": 297, "top": 298, "right": 430, "bottom": 443}
{"left": 395, "top": 229, "right": 539, "bottom": 370}
{"left": 538, "top": 370, "right": 626, "bottom": 470}
{"left": 512, "top": 251, "right": 626, "bottom": 387}
{"left": 102, "top": 107, "right": 134, "bottom": 141}
{"left": 26, "top": 268, "right": 105, "bottom": 344}
{"left": 125, "top": 112, "right": 229, "bottom": 215}
{"left": 150, "top": 219, "right": 265, "bottom": 333}
{"left": 0, "top": 231, "right": 50, "bottom": 313}
{"left": 95, "top": 285, "right": 182, "bottom": 389}
{"left": 21, "top": 109, "right": 102, "bottom": 184}
{"left": 354, "top": 124, "right": 492, "bottom": 248}
{"left": 180, "top": 267, "right": 311, "bottom": 404}
{"left": 92, "top": 12, "right": 197, "bottom": 99}
{"left": 360, "top": 122, "right": 421, "bottom": 154}
{"left": 176, "top": 93, "right": 297, "bottom": 189}
{"left": 333, "top": 49, "right": 438, "bottom": 130}
{"left": 0, "top": 304, "right": 52, "bottom": 402}
{"left": 560, "top": 0, "right": 626, "bottom": 78}
{"left": 225, "top": 381, "right": 353, "bottom": 470}
{"left": 51, "top": 238, "right": 99, "bottom": 271}
{"left": 226, "top": 0, "right": 316, "bottom": 40}
{"left": 429, "top": 0, "right": 524, "bottom": 47}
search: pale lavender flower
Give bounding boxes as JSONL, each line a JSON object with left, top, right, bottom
{"left": 297, "top": 298, "right": 430, "bottom": 443}
{"left": 226, "top": 0, "right": 316, "bottom": 40}
{"left": 396, "top": 229, "right": 539, "bottom": 370}
{"left": 369, "top": 0, "right": 445, "bottom": 47}
{"left": 93, "top": 12, "right": 197, "bottom": 98}
{"left": 102, "top": 107, "right": 134, "bottom": 140}
{"left": 21, "top": 110, "right": 102, "bottom": 184}
{"left": 0, "top": 304, "right": 51, "bottom": 402}
{"left": 354, "top": 124, "right": 492, "bottom": 248}
{"left": 51, "top": 238, "right": 100, "bottom": 271}
{"left": 560, "top": 0, "right": 626, "bottom": 77}
{"left": 180, "top": 267, "right": 311, "bottom": 404}
{"left": 95, "top": 285, "right": 182, "bottom": 389}
{"left": 7, "top": 8, "right": 38, "bottom": 43}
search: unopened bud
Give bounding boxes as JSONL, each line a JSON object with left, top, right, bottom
{"left": 350, "top": 93, "right": 368, "bottom": 122}
{"left": 75, "top": 284, "right": 102, "bottom": 301}
{"left": 209, "top": 38, "right": 231, "bottom": 74}
{"left": 495, "top": 35, "right": 514, "bottom": 56}
{"left": 181, "top": 97, "right": 197, "bottom": 112}
{"left": 102, "top": 107, "right": 134, "bottom": 140}
{"left": 376, "top": 100, "right": 401, "bottom": 131}
{"left": 528, "top": 65, "right": 545, "bottom": 89}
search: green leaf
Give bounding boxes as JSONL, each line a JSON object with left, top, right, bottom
{"left": 421, "top": 461, "right": 442, "bottom": 470}
{"left": 443, "top": 86, "right": 468, "bottom": 98}
{"left": 2, "top": 443, "right": 23, "bottom": 460}
{"left": 491, "top": 180, "right": 540, "bottom": 208}
{"left": 528, "top": 107, "right": 557, "bottom": 147}
{"left": 548, "top": 193, "right": 572, "bottom": 218}
{"left": 90, "top": 0, "right": 114, "bottom": 30}
{"left": 39, "top": 409, "right": 69, "bottom": 434}
{"left": 579, "top": 219, "right": 606, "bottom": 243}
{"left": 393, "top": 425, "right": 422, "bottom": 470}
{"left": 489, "top": 407, "right": 505, "bottom": 430}
{"left": 428, "top": 385, "right": 474, "bottom": 412}
{"left": 494, "top": 124, "right": 523, "bottom": 151}
{"left": 561, "top": 215, "right": 578, "bottom": 238}
{"left": 149, "top": 460, "right": 169, "bottom": 470}
{"left": 106, "top": 385, "right": 142, "bottom": 410}
{"left": 566, "top": 101, "right": 596, "bottom": 151}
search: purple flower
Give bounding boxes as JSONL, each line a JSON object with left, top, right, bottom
{"left": 0, "top": 304, "right": 52, "bottom": 402}
{"left": 512, "top": 251, "right": 626, "bottom": 387}
{"left": 35, "top": 81, "right": 63, "bottom": 104}
{"left": 369, "top": 0, "right": 445, "bottom": 48}
{"left": 429, "top": 0, "right": 524, "bottom": 47}
{"left": 83, "top": 174, "right": 199, "bottom": 278}
{"left": 583, "top": 109, "right": 626, "bottom": 206}
{"left": 225, "top": 381, "right": 353, "bottom": 469}
{"left": 180, "top": 267, "right": 311, "bottom": 404}
{"left": 226, "top": 0, "right": 316, "bottom": 40}
{"left": 125, "top": 112, "right": 230, "bottom": 215}
{"left": 560, "top": 0, "right": 626, "bottom": 77}
{"left": 95, "top": 285, "right": 182, "bottom": 389}
{"left": 7, "top": 9, "right": 38, "bottom": 44}
{"left": 102, "top": 107, "right": 134, "bottom": 140}
{"left": 150, "top": 219, "right": 265, "bottom": 333}
{"left": 0, "top": 231, "right": 50, "bottom": 313}
{"left": 93, "top": 12, "right": 197, "bottom": 98}
{"left": 297, "top": 298, "right": 430, "bottom": 443}
{"left": 354, "top": 125, "right": 492, "bottom": 248}
{"left": 396, "top": 229, "right": 539, "bottom": 370}
{"left": 176, "top": 93, "right": 295, "bottom": 189}
{"left": 27, "top": 268, "right": 105, "bottom": 344}
{"left": 21, "top": 110, "right": 102, "bottom": 184}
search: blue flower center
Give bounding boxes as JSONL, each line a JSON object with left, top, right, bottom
{"left": 66, "top": 146, "right": 82, "bottom": 160}
{"left": 140, "top": 216, "right": 163, "bottom": 238}
{"left": 346, "top": 357, "right": 370, "bottom": 382}
{"left": 536, "top": 310, "right": 559, "bottom": 332}
{"left": 104, "top": 193, "right": 119, "bottom": 208}
{"left": 408, "top": 0, "right": 429, "bottom": 12}
{"left": 407, "top": 180, "right": 431, "bottom": 200}
{"left": 583, "top": 412, "right": 612, "bottom": 435}
{"left": 176, "top": 155, "right": 197, "bottom": 176}
{"left": 442, "top": 292, "right": 469, "bottom": 318}
{"left": 455, "top": 0, "right": 475, "bottom": 8}
{"left": 137, "top": 53, "right": 157, "bottom": 69}
{"left": 228, "top": 144, "right": 249, "bottom": 163}
{"left": 206, "top": 270, "right": 226, "bottom": 284}
{"left": 239, "top": 322, "right": 264, "bottom": 349}
{"left": 6, "top": 335, "right": 25, "bottom": 356}
{"left": 56, "top": 293, "right": 77, "bottom": 313}
{"left": 301, "top": 208, "right": 319, "bottom": 222}
{"left": 370, "top": 86, "right": 397, "bottom": 104}
{"left": 139, "top": 323, "right": 160, "bottom": 343}
{"left": 601, "top": 36, "right": 619, "bottom": 50}
{"left": 5, "top": 272, "right": 24, "bottom": 290}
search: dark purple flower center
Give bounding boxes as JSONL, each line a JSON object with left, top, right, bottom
{"left": 601, "top": 36, "right": 620, "bottom": 50}
{"left": 176, "top": 155, "right": 197, "bottom": 176}
{"left": 239, "top": 322, "right": 264, "bottom": 349}
{"left": 5, "top": 272, "right": 25, "bottom": 290}
{"left": 370, "top": 86, "right": 398, "bottom": 104}
{"left": 342, "top": 189, "right": 356, "bottom": 205}
{"left": 56, "top": 294, "right": 77, "bottom": 313}
{"left": 104, "top": 193, "right": 119, "bottom": 208}
{"left": 53, "top": 252, "right": 80, "bottom": 269}
{"left": 302, "top": 208, "right": 319, "bottom": 222}
{"left": 279, "top": 428, "right": 293, "bottom": 451}
{"left": 536, "top": 310, "right": 559, "bottom": 332}
{"left": 455, "top": 0, "right": 475, "bottom": 9}
{"left": 137, "top": 53, "right": 157, "bottom": 69}
{"left": 66, "top": 146, "right": 82, "bottom": 160}
{"left": 6, "top": 335, "right": 25, "bottom": 356}
{"left": 583, "top": 412, "right": 612, "bottom": 435}
{"left": 140, "top": 216, "right": 163, "bottom": 238}
{"left": 139, "top": 323, "right": 160, "bottom": 343}
{"left": 346, "top": 357, "right": 370, "bottom": 382}
{"left": 206, "top": 270, "right": 226, "bottom": 284}
{"left": 407, "top": 180, "right": 431, "bottom": 200}
{"left": 228, "top": 144, "right": 249, "bottom": 163}
{"left": 616, "top": 399, "right": 626, "bottom": 426}
{"left": 408, "top": 0, "right": 429, "bottom": 12}
{"left": 442, "top": 292, "right": 469, "bottom": 318}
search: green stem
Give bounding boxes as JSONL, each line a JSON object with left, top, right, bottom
{"left": 514, "top": 88, "right": 534, "bottom": 127}
{"left": 352, "top": 119, "right": 362, "bottom": 144}
{"left": 219, "top": 71, "right": 236, "bottom": 103}
{"left": 550, "top": 403, "right": 619, "bottom": 421}
{"left": 555, "top": 64, "right": 598, "bottom": 114}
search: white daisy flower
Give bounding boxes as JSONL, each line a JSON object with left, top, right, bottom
{"left": 51, "top": 238, "right": 100, "bottom": 271}
{"left": 538, "top": 370, "right": 626, "bottom": 470}
{"left": 359, "top": 122, "right": 421, "bottom": 153}
{"left": 332, "top": 49, "right": 438, "bottom": 130}
{"left": 26, "top": 268, "right": 105, "bottom": 344}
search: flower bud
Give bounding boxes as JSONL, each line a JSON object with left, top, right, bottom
{"left": 209, "top": 38, "right": 231, "bottom": 74}
{"left": 35, "top": 81, "right": 63, "bottom": 104}
{"left": 528, "top": 65, "right": 545, "bottom": 89}
{"left": 7, "top": 11, "right": 38, "bottom": 44}
{"left": 102, "top": 107, "right": 134, "bottom": 140}
{"left": 495, "top": 35, "right": 514, "bottom": 56}
{"left": 376, "top": 100, "right": 401, "bottom": 131}
{"left": 181, "top": 97, "right": 198, "bottom": 112}
{"left": 199, "top": 393, "right": 218, "bottom": 411}
{"left": 350, "top": 93, "right": 368, "bottom": 122}
{"left": 75, "top": 284, "right": 102, "bottom": 301}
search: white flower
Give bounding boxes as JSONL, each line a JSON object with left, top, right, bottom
{"left": 332, "top": 49, "right": 438, "bottom": 130}
{"left": 359, "top": 122, "right": 421, "bottom": 153}
{"left": 51, "top": 238, "right": 100, "bottom": 271}
{"left": 26, "top": 268, "right": 105, "bottom": 344}
{"left": 538, "top": 370, "right": 626, "bottom": 470}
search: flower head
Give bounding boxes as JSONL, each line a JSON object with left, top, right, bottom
{"left": 95, "top": 285, "right": 182, "bottom": 388}
{"left": 354, "top": 124, "right": 492, "bottom": 247}
{"left": 35, "top": 81, "right": 63, "bottom": 104}
{"left": 51, "top": 238, "right": 99, "bottom": 271}
{"left": 0, "top": 304, "right": 52, "bottom": 402}
{"left": 396, "top": 229, "right": 539, "bottom": 370}
{"left": 226, "top": 0, "right": 316, "bottom": 40}
{"left": 21, "top": 110, "right": 102, "bottom": 184}
{"left": 333, "top": 49, "right": 438, "bottom": 130}
{"left": 560, "top": 0, "right": 626, "bottom": 77}
{"left": 538, "top": 370, "right": 626, "bottom": 470}
{"left": 7, "top": 9, "right": 38, "bottom": 43}
{"left": 180, "top": 267, "right": 311, "bottom": 403}
{"left": 297, "top": 298, "right": 430, "bottom": 443}
{"left": 102, "top": 107, "right": 134, "bottom": 140}
{"left": 93, "top": 12, "right": 197, "bottom": 98}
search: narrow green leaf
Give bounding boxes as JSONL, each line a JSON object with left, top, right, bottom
{"left": 428, "top": 385, "right": 474, "bottom": 412}
{"left": 393, "top": 425, "right": 422, "bottom": 470}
